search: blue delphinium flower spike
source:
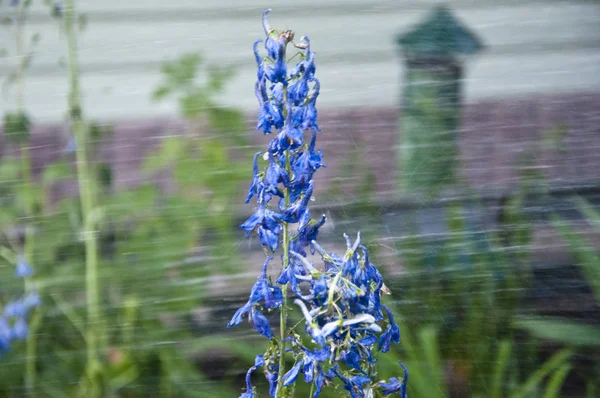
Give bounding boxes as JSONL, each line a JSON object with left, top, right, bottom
{"left": 230, "top": 9, "right": 406, "bottom": 397}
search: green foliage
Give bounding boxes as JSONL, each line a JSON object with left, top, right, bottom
{"left": 375, "top": 319, "right": 573, "bottom": 398}
{"left": 382, "top": 185, "right": 579, "bottom": 397}
{"left": 3, "top": 111, "right": 31, "bottom": 143}
{"left": 514, "top": 316, "right": 600, "bottom": 347}
{"left": 0, "top": 40, "right": 248, "bottom": 395}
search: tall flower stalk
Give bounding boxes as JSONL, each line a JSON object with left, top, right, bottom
{"left": 1, "top": 0, "right": 43, "bottom": 394}
{"left": 63, "top": 0, "right": 104, "bottom": 395}
{"left": 228, "top": 9, "right": 408, "bottom": 398}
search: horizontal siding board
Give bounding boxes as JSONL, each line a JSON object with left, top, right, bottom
{"left": 7, "top": 3, "right": 599, "bottom": 69}
{"left": 1, "top": 51, "right": 599, "bottom": 122}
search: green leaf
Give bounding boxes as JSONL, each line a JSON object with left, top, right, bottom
{"left": 551, "top": 214, "right": 600, "bottom": 300}
{"left": 206, "top": 64, "right": 235, "bottom": 93}
{"left": 514, "top": 316, "right": 600, "bottom": 346}
{"left": 151, "top": 85, "right": 171, "bottom": 102}
{"left": 575, "top": 197, "right": 600, "bottom": 232}
{"left": 208, "top": 107, "right": 246, "bottom": 138}
{"left": 89, "top": 122, "right": 113, "bottom": 142}
{"left": 0, "top": 158, "right": 21, "bottom": 180}
{"left": 160, "top": 53, "right": 201, "bottom": 87}
{"left": 106, "top": 184, "right": 158, "bottom": 218}
{"left": 179, "top": 92, "right": 211, "bottom": 118}
{"left": 142, "top": 137, "right": 187, "bottom": 174}
{"left": 543, "top": 364, "right": 571, "bottom": 398}
{"left": 42, "top": 161, "right": 72, "bottom": 185}
{"left": 3, "top": 111, "right": 31, "bottom": 143}
{"left": 491, "top": 340, "right": 512, "bottom": 398}
{"left": 97, "top": 163, "right": 112, "bottom": 188}
{"left": 511, "top": 348, "right": 572, "bottom": 398}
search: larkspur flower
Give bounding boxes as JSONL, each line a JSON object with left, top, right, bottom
{"left": 378, "top": 305, "right": 401, "bottom": 353}
{"left": 239, "top": 355, "right": 265, "bottom": 398}
{"left": 240, "top": 204, "right": 285, "bottom": 252}
{"left": 15, "top": 254, "right": 33, "bottom": 278}
{"left": 0, "top": 317, "right": 11, "bottom": 356}
{"left": 227, "top": 257, "right": 282, "bottom": 338}
{"left": 256, "top": 79, "right": 284, "bottom": 134}
{"left": 300, "top": 79, "right": 321, "bottom": 131}
{"left": 378, "top": 363, "right": 409, "bottom": 398}
{"left": 253, "top": 39, "right": 265, "bottom": 82}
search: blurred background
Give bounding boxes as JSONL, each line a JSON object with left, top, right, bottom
{"left": 1, "top": 0, "right": 599, "bottom": 397}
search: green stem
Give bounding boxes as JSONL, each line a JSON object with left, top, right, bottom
{"left": 64, "top": 0, "right": 103, "bottom": 395}
{"left": 275, "top": 85, "right": 291, "bottom": 398}
{"left": 21, "top": 146, "right": 38, "bottom": 397}
{"left": 275, "top": 150, "right": 291, "bottom": 398}
{"left": 15, "top": 4, "right": 39, "bottom": 394}
{"left": 15, "top": 2, "right": 25, "bottom": 110}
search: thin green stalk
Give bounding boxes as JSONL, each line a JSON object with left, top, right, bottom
{"left": 15, "top": 2, "right": 25, "bottom": 110}
{"left": 275, "top": 85, "right": 291, "bottom": 398}
{"left": 276, "top": 150, "right": 291, "bottom": 398}
{"left": 20, "top": 145, "right": 37, "bottom": 396}
{"left": 14, "top": 3, "right": 40, "bottom": 394}
{"left": 63, "top": 0, "right": 103, "bottom": 395}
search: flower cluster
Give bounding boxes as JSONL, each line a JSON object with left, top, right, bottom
{"left": 227, "top": 9, "right": 407, "bottom": 398}
{"left": 1, "top": 256, "right": 40, "bottom": 357}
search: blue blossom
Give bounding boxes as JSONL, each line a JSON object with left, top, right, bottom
{"left": 10, "top": 317, "right": 28, "bottom": 340}
{"left": 273, "top": 103, "right": 304, "bottom": 153}
{"left": 265, "top": 362, "right": 279, "bottom": 397}
{"left": 378, "top": 363, "right": 409, "bottom": 398}
{"left": 300, "top": 79, "right": 321, "bottom": 131}
{"left": 15, "top": 254, "right": 33, "bottom": 278}
{"left": 264, "top": 154, "right": 289, "bottom": 195}
{"left": 245, "top": 152, "right": 263, "bottom": 204}
{"left": 282, "top": 360, "right": 303, "bottom": 386}
{"left": 290, "top": 37, "right": 316, "bottom": 81}
{"left": 378, "top": 305, "right": 400, "bottom": 353}
{"left": 0, "top": 317, "right": 11, "bottom": 356}
{"left": 253, "top": 40, "right": 265, "bottom": 82}
{"left": 256, "top": 79, "right": 284, "bottom": 134}
{"left": 282, "top": 180, "right": 313, "bottom": 223}
{"left": 227, "top": 257, "right": 282, "bottom": 337}
{"left": 250, "top": 308, "right": 273, "bottom": 339}
{"left": 264, "top": 35, "right": 288, "bottom": 85}
{"left": 291, "top": 130, "right": 325, "bottom": 188}
{"left": 240, "top": 204, "right": 284, "bottom": 252}
{"left": 288, "top": 76, "right": 309, "bottom": 107}
{"left": 290, "top": 210, "right": 326, "bottom": 256}
{"left": 331, "top": 364, "right": 372, "bottom": 398}
{"left": 239, "top": 355, "right": 265, "bottom": 398}
{"left": 65, "top": 136, "right": 77, "bottom": 153}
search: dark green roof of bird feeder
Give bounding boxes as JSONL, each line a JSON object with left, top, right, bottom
{"left": 397, "top": 5, "right": 484, "bottom": 60}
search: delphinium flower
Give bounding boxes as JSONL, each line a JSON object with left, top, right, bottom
{"left": 1, "top": 256, "right": 40, "bottom": 357}
{"left": 227, "top": 9, "right": 407, "bottom": 398}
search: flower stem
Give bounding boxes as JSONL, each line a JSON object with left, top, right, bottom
{"left": 64, "top": 0, "right": 104, "bottom": 395}
{"left": 275, "top": 86, "right": 292, "bottom": 398}
{"left": 15, "top": 4, "right": 39, "bottom": 394}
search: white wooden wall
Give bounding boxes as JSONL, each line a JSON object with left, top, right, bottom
{"left": 1, "top": 0, "right": 599, "bottom": 122}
